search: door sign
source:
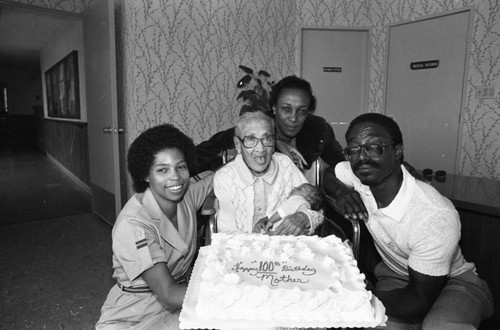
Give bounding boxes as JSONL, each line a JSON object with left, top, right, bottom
{"left": 323, "top": 67, "right": 342, "bottom": 72}
{"left": 410, "top": 60, "right": 440, "bottom": 70}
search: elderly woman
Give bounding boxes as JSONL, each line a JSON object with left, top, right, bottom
{"left": 195, "top": 75, "right": 345, "bottom": 181}
{"left": 96, "top": 124, "right": 213, "bottom": 330}
{"left": 214, "top": 111, "right": 323, "bottom": 236}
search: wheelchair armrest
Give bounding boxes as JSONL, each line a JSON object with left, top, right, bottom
{"left": 205, "top": 212, "right": 217, "bottom": 246}
{"left": 200, "top": 192, "right": 218, "bottom": 246}
{"left": 201, "top": 192, "right": 217, "bottom": 216}
{"left": 324, "top": 195, "right": 361, "bottom": 260}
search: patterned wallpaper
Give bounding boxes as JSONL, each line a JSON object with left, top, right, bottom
{"left": 367, "top": 0, "right": 500, "bottom": 180}
{"left": 117, "top": 0, "right": 297, "bottom": 146}
{"left": 118, "top": 0, "right": 499, "bottom": 179}
{"left": 6, "top": 0, "right": 500, "bottom": 179}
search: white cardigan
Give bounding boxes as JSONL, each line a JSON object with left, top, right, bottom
{"left": 214, "top": 153, "right": 323, "bottom": 234}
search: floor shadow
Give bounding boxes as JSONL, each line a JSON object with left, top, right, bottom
{"left": 0, "top": 142, "right": 91, "bottom": 226}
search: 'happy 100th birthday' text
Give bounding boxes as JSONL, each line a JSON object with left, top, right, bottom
{"left": 231, "top": 261, "right": 316, "bottom": 286}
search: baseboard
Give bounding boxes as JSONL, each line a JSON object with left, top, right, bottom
{"left": 46, "top": 154, "right": 91, "bottom": 195}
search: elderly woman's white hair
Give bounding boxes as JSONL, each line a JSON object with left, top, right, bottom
{"left": 234, "top": 111, "right": 275, "bottom": 137}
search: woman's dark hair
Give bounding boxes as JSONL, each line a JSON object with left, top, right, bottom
{"left": 127, "top": 123, "right": 198, "bottom": 193}
{"left": 268, "top": 75, "right": 317, "bottom": 112}
{"left": 346, "top": 113, "right": 403, "bottom": 145}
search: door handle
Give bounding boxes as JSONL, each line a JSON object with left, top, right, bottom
{"left": 103, "top": 127, "right": 124, "bottom": 134}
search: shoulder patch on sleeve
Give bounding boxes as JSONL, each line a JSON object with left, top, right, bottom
{"left": 135, "top": 227, "right": 148, "bottom": 248}
{"left": 134, "top": 227, "right": 153, "bottom": 267}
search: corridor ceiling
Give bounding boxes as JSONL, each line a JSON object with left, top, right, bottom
{"left": 0, "top": 3, "right": 79, "bottom": 71}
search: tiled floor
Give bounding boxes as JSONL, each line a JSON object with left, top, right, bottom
{"left": 0, "top": 141, "right": 113, "bottom": 329}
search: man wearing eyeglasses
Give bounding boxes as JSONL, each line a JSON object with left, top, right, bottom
{"left": 214, "top": 111, "right": 323, "bottom": 235}
{"left": 323, "top": 113, "right": 493, "bottom": 329}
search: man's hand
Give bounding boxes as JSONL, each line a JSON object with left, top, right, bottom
{"left": 332, "top": 185, "right": 368, "bottom": 221}
{"left": 269, "top": 212, "right": 310, "bottom": 236}
{"left": 323, "top": 168, "right": 368, "bottom": 221}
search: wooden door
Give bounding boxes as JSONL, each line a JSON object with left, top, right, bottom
{"left": 300, "top": 27, "right": 370, "bottom": 146}
{"left": 384, "top": 8, "right": 472, "bottom": 174}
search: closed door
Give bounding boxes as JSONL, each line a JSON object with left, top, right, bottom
{"left": 83, "top": 0, "right": 122, "bottom": 224}
{"left": 300, "top": 27, "right": 370, "bottom": 146}
{"left": 384, "top": 9, "right": 472, "bottom": 174}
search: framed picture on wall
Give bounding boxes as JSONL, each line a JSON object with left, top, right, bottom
{"left": 45, "top": 50, "right": 80, "bottom": 119}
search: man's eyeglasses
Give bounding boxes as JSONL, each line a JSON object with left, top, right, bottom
{"left": 237, "top": 135, "right": 275, "bottom": 148}
{"left": 343, "top": 142, "right": 397, "bottom": 160}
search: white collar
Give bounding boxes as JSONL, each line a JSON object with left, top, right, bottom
{"left": 378, "top": 165, "right": 415, "bottom": 222}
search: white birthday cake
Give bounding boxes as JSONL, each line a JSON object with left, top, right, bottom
{"left": 180, "top": 233, "right": 386, "bottom": 329}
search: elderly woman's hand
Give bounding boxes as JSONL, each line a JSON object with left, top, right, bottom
{"left": 269, "top": 212, "right": 310, "bottom": 236}
{"left": 253, "top": 217, "right": 269, "bottom": 233}
{"left": 276, "top": 140, "right": 308, "bottom": 170}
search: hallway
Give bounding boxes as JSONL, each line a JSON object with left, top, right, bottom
{"left": 0, "top": 143, "right": 114, "bottom": 329}
{"left": 0, "top": 143, "right": 91, "bottom": 226}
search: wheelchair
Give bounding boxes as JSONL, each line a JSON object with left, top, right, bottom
{"left": 197, "top": 151, "right": 362, "bottom": 262}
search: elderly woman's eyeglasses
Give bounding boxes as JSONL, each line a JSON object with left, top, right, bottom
{"left": 237, "top": 135, "right": 276, "bottom": 148}
{"left": 343, "top": 142, "right": 396, "bottom": 160}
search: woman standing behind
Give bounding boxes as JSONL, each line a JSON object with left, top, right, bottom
{"left": 96, "top": 124, "right": 213, "bottom": 330}
{"left": 195, "top": 75, "right": 345, "bottom": 180}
